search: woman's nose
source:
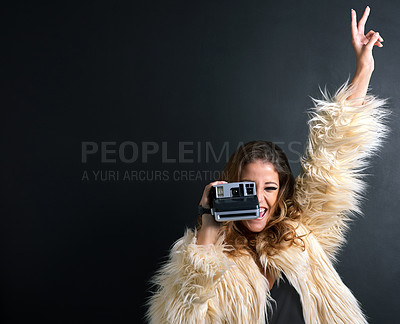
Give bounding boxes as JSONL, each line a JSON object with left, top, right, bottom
{"left": 257, "top": 189, "right": 264, "bottom": 205}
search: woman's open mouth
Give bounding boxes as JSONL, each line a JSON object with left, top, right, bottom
{"left": 257, "top": 207, "right": 267, "bottom": 220}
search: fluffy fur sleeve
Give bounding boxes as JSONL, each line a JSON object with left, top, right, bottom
{"left": 145, "top": 228, "right": 234, "bottom": 324}
{"left": 294, "top": 80, "right": 390, "bottom": 262}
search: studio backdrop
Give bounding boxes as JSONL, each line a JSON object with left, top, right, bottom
{"left": 3, "top": 0, "right": 399, "bottom": 323}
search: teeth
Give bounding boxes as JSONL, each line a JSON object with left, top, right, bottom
{"left": 257, "top": 208, "right": 267, "bottom": 219}
{"left": 258, "top": 208, "right": 267, "bottom": 218}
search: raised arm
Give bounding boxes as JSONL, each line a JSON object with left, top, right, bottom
{"left": 294, "top": 7, "right": 389, "bottom": 262}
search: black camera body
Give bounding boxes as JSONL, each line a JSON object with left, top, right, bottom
{"left": 210, "top": 182, "right": 260, "bottom": 222}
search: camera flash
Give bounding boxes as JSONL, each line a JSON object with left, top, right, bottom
{"left": 217, "top": 186, "right": 224, "bottom": 197}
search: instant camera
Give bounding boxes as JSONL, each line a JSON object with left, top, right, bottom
{"left": 210, "top": 182, "right": 260, "bottom": 221}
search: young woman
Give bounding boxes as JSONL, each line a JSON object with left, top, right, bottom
{"left": 146, "top": 7, "right": 388, "bottom": 323}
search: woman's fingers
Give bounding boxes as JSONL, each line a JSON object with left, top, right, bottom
{"left": 366, "top": 30, "right": 384, "bottom": 42}
{"left": 205, "top": 180, "right": 227, "bottom": 190}
{"left": 200, "top": 180, "right": 228, "bottom": 207}
{"left": 351, "top": 7, "right": 384, "bottom": 49}
{"left": 351, "top": 7, "right": 383, "bottom": 41}
{"left": 351, "top": 9, "right": 358, "bottom": 38}
{"left": 208, "top": 180, "right": 227, "bottom": 188}
{"left": 366, "top": 32, "right": 381, "bottom": 50}
{"left": 366, "top": 31, "right": 384, "bottom": 47}
{"left": 357, "top": 6, "right": 370, "bottom": 35}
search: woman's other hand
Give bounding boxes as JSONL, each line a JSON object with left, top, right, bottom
{"left": 348, "top": 6, "right": 384, "bottom": 105}
{"left": 351, "top": 6, "right": 383, "bottom": 73}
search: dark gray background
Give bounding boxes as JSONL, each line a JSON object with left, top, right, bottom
{"left": 2, "top": 0, "right": 399, "bottom": 323}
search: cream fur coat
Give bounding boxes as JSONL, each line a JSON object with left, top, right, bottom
{"left": 146, "top": 81, "right": 389, "bottom": 324}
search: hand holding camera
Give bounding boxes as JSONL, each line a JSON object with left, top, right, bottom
{"left": 198, "top": 180, "right": 227, "bottom": 221}
{"left": 197, "top": 180, "right": 227, "bottom": 245}
{"left": 197, "top": 180, "right": 260, "bottom": 245}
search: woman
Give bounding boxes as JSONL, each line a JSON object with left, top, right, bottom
{"left": 146, "top": 7, "right": 388, "bottom": 324}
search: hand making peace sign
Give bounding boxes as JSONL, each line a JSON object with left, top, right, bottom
{"left": 351, "top": 6, "right": 384, "bottom": 72}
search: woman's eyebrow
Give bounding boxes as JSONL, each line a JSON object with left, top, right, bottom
{"left": 240, "top": 179, "right": 278, "bottom": 186}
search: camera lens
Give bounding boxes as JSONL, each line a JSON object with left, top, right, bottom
{"left": 231, "top": 188, "right": 239, "bottom": 197}
{"left": 247, "top": 188, "right": 254, "bottom": 195}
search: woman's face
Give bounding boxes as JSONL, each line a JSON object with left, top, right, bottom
{"left": 240, "top": 160, "right": 280, "bottom": 233}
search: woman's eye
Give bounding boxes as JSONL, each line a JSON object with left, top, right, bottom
{"left": 264, "top": 187, "right": 277, "bottom": 191}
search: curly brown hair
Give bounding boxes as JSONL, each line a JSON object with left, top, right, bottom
{"left": 198, "top": 140, "right": 305, "bottom": 273}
